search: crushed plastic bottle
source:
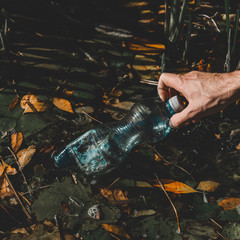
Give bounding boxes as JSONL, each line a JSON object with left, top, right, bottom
{"left": 53, "top": 95, "right": 185, "bottom": 177}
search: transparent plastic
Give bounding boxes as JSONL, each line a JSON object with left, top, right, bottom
{"left": 54, "top": 96, "right": 184, "bottom": 176}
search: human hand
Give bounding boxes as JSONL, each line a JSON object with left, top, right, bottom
{"left": 158, "top": 70, "right": 240, "bottom": 128}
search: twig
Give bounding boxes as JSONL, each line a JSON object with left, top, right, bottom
{"left": 210, "top": 218, "right": 222, "bottom": 229}
{"left": 154, "top": 173, "right": 181, "bottom": 234}
{"left": 199, "top": 13, "right": 221, "bottom": 32}
{"left": 216, "top": 231, "right": 227, "bottom": 240}
{"left": 152, "top": 146, "right": 193, "bottom": 180}
{"left": 96, "top": 177, "right": 120, "bottom": 199}
{"left": 7, "top": 147, "right": 32, "bottom": 196}
{"left": 0, "top": 160, "right": 31, "bottom": 220}
{"left": 140, "top": 79, "right": 158, "bottom": 86}
{"left": 82, "top": 111, "right": 103, "bottom": 124}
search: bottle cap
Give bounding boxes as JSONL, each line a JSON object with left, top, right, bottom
{"left": 168, "top": 95, "right": 185, "bottom": 113}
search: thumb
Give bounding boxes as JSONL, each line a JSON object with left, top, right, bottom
{"left": 169, "top": 107, "right": 195, "bottom": 128}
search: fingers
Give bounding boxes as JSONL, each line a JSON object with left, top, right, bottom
{"left": 158, "top": 73, "right": 182, "bottom": 102}
{"left": 169, "top": 106, "right": 195, "bottom": 128}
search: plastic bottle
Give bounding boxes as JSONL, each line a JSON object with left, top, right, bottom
{"left": 53, "top": 95, "right": 185, "bottom": 176}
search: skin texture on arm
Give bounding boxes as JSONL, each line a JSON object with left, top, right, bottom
{"left": 158, "top": 70, "right": 240, "bottom": 128}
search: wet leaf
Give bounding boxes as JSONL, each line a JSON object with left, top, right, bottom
{"left": 101, "top": 224, "right": 131, "bottom": 239}
{"left": 17, "top": 145, "right": 36, "bottom": 168}
{"left": 8, "top": 97, "right": 20, "bottom": 111}
{"left": 154, "top": 179, "right": 199, "bottom": 194}
{"left": 197, "top": 181, "right": 220, "bottom": 192}
{"left": 218, "top": 198, "right": 240, "bottom": 210}
{"left": 53, "top": 97, "right": 74, "bottom": 113}
{"left": 11, "top": 131, "right": 23, "bottom": 153}
{"left": 20, "top": 95, "right": 47, "bottom": 113}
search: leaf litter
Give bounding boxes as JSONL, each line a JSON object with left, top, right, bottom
{"left": 0, "top": 0, "right": 240, "bottom": 239}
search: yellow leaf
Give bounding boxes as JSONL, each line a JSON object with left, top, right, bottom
{"left": 11, "top": 132, "right": 23, "bottom": 153}
{"left": 197, "top": 181, "right": 220, "bottom": 192}
{"left": 17, "top": 145, "right": 36, "bottom": 168}
{"left": 63, "top": 88, "right": 74, "bottom": 96}
{"left": 53, "top": 97, "right": 74, "bottom": 113}
{"left": 154, "top": 179, "right": 199, "bottom": 194}
{"left": 218, "top": 198, "right": 240, "bottom": 210}
{"left": 101, "top": 224, "right": 131, "bottom": 239}
{"left": 20, "top": 95, "right": 47, "bottom": 113}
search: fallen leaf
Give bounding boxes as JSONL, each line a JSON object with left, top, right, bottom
{"left": 154, "top": 179, "right": 199, "bottom": 194}
{"left": 11, "top": 132, "right": 23, "bottom": 153}
{"left": 218, "top": 198, "right": 240, "bottom": 210}
{"left": 0, "top": 161, "right": 17, "bottom": 177}
{"left": 17, "top": 145, "right": 36, "bottom": 168}
{"left": 0, "top": 177, "right": 14, "bottom": 199}
{"left": 135, "top": 181, "right": 153, "bottom": 188}
{"left": 20, "top": 95, "right": 47, "bottom": 113}
{"left": 197, "top": 181, "right": 220, "bottom": 192}
{"left": 53, "top": 97, "right": 74, "bottom": 113}
{"left": 101, "top": 189, "right": 128, "bottom": 201}
{"left": 9, "top": 97, "right": 20, "bottom": 111}
{"left": 129, "top": 209, "right": 156, "bottom": 218}
{"left": 236, "top": 143, "right": 240, "bottom": 150}
{"left": 124, "top": 1, "right": 148, "bottom": 7}
{"left": 101, "top": 224, "right": 131, "bottom": 239}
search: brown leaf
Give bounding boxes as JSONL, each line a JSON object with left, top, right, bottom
{"left": 9, "top": 97, "right": 20, "bottom": 111}
{"left": 218, "top": 198, "right": 240, "bottom": 210}
{"left": 20, "top": 95, "right": 47, "bottom": 113}
{"left": 100, "top": 189, "right": 128, "bottom": 201}
{"left": 197, "top": 181, "right": 220, "bottom": 192}
{"left": 101, "top": 224, "right": 131, "bottom": 239}
{"left": 11, "top": 132, "right": 23, "bottom": 153}
{"left": 0, "top": 161, "right": 17, "bottom": 177}
{"left": 17, "top": 145, "right": 36, "bottom": 168}
{"left": 124, "top": 1, "right": 148, "bottom": 7}
{"left": 0, "top": 177, "right": 14, "bottom": 199}
{"left": 53, "top": 97, "right": 74, "bottom": 113}
{"left": 154, "top": 179, "right": 199, "bottom": 194}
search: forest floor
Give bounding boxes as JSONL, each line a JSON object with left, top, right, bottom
{"left": 0, "top": 0, "right": 240, "bottom": 239}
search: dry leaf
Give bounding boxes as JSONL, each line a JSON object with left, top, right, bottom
{"left": 154, "top": 179, "right": 199, "bottom": 194}
{"left": 218, "top": 198, "right": 240, "bottom": 210}
{"left": 124, "top": 1, "right": 148, "bottom": 7}
{"left": 197, "top": 181, "right": 220, "bottom": 192}
{"left": 20, "top": 95, "right": 47, "bottom": 113}
{"left": 0, "top": 177, "right": 14, "bottom": 199}
{"left": 53, "top": 97, "right": 74, "bottom": 113}
{"left": 100, "top": 189, "right": 128, "bottom": 201}
{"left": 9, "top": 97, "right": 20, "bottom": 111}
{"left": 135, "top": 181, "right": 153, "bottom": 188}
{"left": 0, "top": 161, "right": 17, "bottom": 177}
{"left": 17, "top": 145, "right": 36, "bottom": 168}
{"left": 101, "top": 224, "right": 131, "bottom": 239}
{"left": 11, "top": 132, "right": 23, "bottom": 153}
{"left": 129, "top": 209, "right": 156, "bottom": 218}
{"left": 236, "top": 143, "right": 240, "bottom": 150}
